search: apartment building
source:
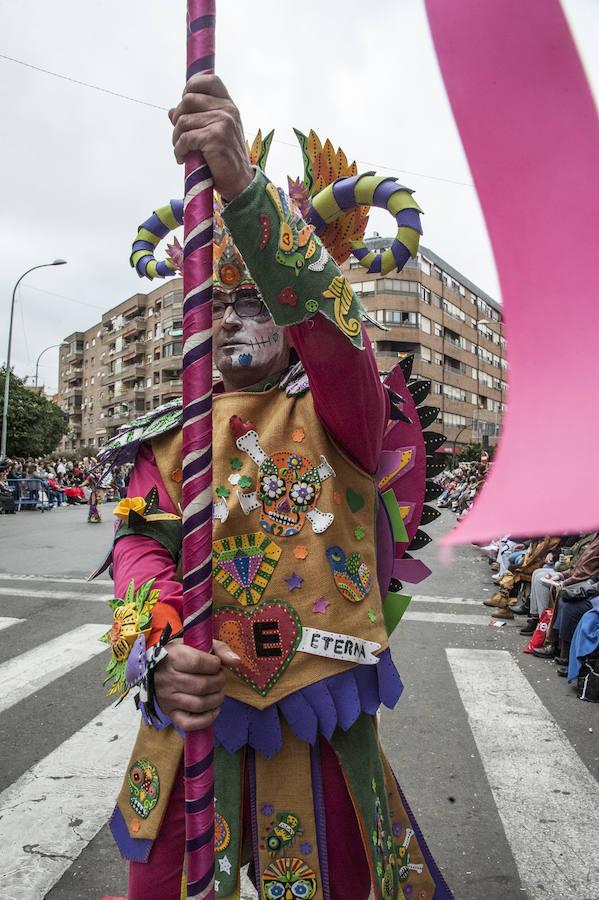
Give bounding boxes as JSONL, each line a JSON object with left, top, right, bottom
{"left": 342, "top": 239, "right": 505, "bottom": 452}
{"left": 58, "top": 241, "right": 504, "bottom": 454}
{"left": 58, "top": 279, "right": 184, "bottom": 451}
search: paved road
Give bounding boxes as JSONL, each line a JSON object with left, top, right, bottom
{"left": 0, "top": 505, "right": 597, "bottom": 899}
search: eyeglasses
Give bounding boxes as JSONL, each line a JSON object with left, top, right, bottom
{"left": 212, "top": 291, "right": 270, "bottom": 321}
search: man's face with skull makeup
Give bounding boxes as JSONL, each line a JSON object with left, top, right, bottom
{"left": 213, "top": 286, "right": 290, "bottom": 391}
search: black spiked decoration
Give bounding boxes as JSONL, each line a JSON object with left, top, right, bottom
{"left": 420, "top": 504, "right": 442, "bottom": 525}
{"left": 418, "top": 406, "right": 440, "bottom": 429}
{"left": 424, "top": 481, "right": 444, "bottom": 502}
{"left": 387, "top": 387, "right": 412, "bottom": 424}
{"left": 426, "top": 456, "right": 446, "bottom": 479}
{"left": 408, "top": 529, "right": 432, "bottom": 551}
{"left": 399, "top": 354, "right": 414, "bottom": 381}
{"left": 408, "top": 379, "right": 431, "bottom": 406}
{"left": 423, "top": 432, "right": 446, "bottom": 454}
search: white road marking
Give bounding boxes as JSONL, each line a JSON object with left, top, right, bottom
{"left": 0, "top": 617, "right": 24, "bottom": 631}
{"left": 0, "top": 624, "right": 108, "bottom": 714}
{"left": 0, "top": 574, "right": 110, "bottom": 588}
{"left": 0, "top": 700, "right": 138, "bottom": 900}
{"left": 0, "top": 587, "right": 110, "bottom": 603}
{"left": 403, "top": 611, "right": 490, "bottom": 626}
{"left": 447, "top": 648, "right": 599, "bottom": 900}
{"left": 411, "top": 594, "right": 482, "bottom": 606}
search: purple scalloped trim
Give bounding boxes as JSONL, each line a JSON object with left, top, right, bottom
{"left": 125, "top": 634, "right": 147, "bottom": 688}
{"left": 214, "top": 649, "right": 402, "bottom": 759}
{"left": 109, "top": 804, "right": 153, "bottom": 862}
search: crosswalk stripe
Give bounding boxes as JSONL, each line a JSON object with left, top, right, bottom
{"left": 0, "top": 624, "right": 108, "bottom": 714}
{"left": 0, "top": 574, "right": 110, "bottom": 589}
{"left": 411, "top": 595, "right": 482, "bottom": 606}
{"left": 0, "top": 617, "right": 24, "bottom": 631}
{"left": 0, "top": 587, "right": 111, "bottom": 603}
{"left": 403, "top": 611, "right": 490, "bottom": 626}
{"left": 0, "top": 699, "right": 138, "bottom": 900}
{"left": 446, "top": 648, "right": 599, "bottom": 900}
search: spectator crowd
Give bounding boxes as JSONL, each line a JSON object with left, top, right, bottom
{"left": 0, "top": 456, "right": 130, "bottom": 514}
{"left": 436, "top": 462, "right": 599, "bottom": 703}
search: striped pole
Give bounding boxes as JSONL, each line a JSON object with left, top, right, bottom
{"left": 182, "top": 1, "right": 216, "bottom": 897}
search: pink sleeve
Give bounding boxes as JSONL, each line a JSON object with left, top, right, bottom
{"left": 112, "top": 443, "right": 183, "bottom": 619}
{"left": 289, "top": 318, "right": 388, "bottom": 474}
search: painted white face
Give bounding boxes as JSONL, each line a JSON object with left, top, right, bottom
{"left": 213, "top": 288, "right": 289, "bottom": 389}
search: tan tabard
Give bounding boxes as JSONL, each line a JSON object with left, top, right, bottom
{"left": 152, "top": 385, "right": 388, "bottom": 710}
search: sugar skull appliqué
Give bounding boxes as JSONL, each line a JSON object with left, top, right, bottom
{"left": 262, "top": 857, "right": 317, "bottom": 899}
{"left": 230, "top": 418, "right": 335, "bottom": 538}
{"left": 128, "top": 758, "right": 160, "bottom": 819}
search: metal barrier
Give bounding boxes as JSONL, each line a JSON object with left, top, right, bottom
{"left": 7, "top": 478, "right": 53, "bottom": 512}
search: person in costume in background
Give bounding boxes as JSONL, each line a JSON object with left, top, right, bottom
{"left": 87, "top": 474, "right": 102, "bottom": 524}
{"left": 97, "top": 75, "right": 453, "bottom": 900}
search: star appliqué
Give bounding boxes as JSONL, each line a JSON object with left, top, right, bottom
{"left": 312, "top": 597, "right": 330, "bottom": 615}
{"left": 285, "top": 573, "right": 303, "bottom": 591}
{"left": 218, "top": 855, "right": 232, "bottom": 874}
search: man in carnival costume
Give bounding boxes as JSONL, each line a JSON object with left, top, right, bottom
{"left": 97, "top": 75, "right": 453, "bottom": 900}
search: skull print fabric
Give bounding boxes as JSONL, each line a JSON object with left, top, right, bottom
{"left": 128, "top": 758, "right": 160, "bottom": 819}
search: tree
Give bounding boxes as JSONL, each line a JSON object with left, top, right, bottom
{"left": 0, "top": 368, "right": 69, "bottom": 457}
{"left": 457, "top": 442, "right": 483, "bottom": 462}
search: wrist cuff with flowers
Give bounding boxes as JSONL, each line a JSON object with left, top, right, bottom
{"left": 100, "top": 577, "right": 161, "bottom": 699}
{"left": 114, "top": 486, "right": 182, "bottom": 565}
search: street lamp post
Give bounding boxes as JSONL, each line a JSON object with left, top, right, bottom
{"left": 1, "top": 260, "right": 67, "bottom": 459}
{"left": 35, "top": 343, "right": 68, "bottom": 390}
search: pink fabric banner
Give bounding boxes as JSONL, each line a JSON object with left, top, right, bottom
{"left": 425, "top": 0, "right": 599, "bottom": 545}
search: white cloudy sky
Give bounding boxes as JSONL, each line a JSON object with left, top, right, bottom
{"left": 1, "top": 0, "right": 597, "bottom": 393}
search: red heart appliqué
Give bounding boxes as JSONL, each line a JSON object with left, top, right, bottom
{"left": 213, "top": 601, "right": 301, "bottom": 696}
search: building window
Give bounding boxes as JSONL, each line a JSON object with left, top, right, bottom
{"left": 420, "top": 315, "right": 431, "bottom": 334}
{"left": 163, "top": 290, "right": 183, "bottom": 307}
{"left": 443, "top": 385, "right": 467, "bottom": 402}
{"left": 434, "top": 352, "right": 442, "bottom": 366}
{"left": 433, "top": 324, "right": 443, "bottom": 338}
{"left": 420, "top": 257, "right": 431, "bottom": 276}
{"left": 443, "top": 300, "right": 466, "bottom": 323}
{"left": 443, "top": 413, "right": 467, "bottom": 428}
{"left": 421, "top": 345, "right": 431, "bottom": 362}
{"left": 163, "top": 341, "right": 183, "bottom": 358}
{"left": 419, "top": 286, "right": 431, "bottom": 304}
{"left": 381, "top": 310, "right": 418, "bottom": 327}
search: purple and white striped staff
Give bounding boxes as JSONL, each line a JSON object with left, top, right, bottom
{"left": 181, "top": 1, "right": 216, "bottom": 896}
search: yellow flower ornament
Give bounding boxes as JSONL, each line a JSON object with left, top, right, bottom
{"left": 114, "top": 496, "right": 147, "bottom": 521}
{"left": 114, "top": 487, "right": 181, "bottom": 524}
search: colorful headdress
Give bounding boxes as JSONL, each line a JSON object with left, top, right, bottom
{"left": 129, "top": 129, "right": 422, "bottom": 284}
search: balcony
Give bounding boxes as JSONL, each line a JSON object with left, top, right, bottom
{"left": 121, "top": 366, "right": 147, "bottom": 384}
{"left": 63, "top": 367, "right": 83, "bottom": 383}
{"left": 105, "top": 365, "right": 146, "bottom": 386}
{"left": 122, "top": 315, "right": 146, "bottom": 338}
{"left": 63, "top": 385, "right": 83, "bottom": 399}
